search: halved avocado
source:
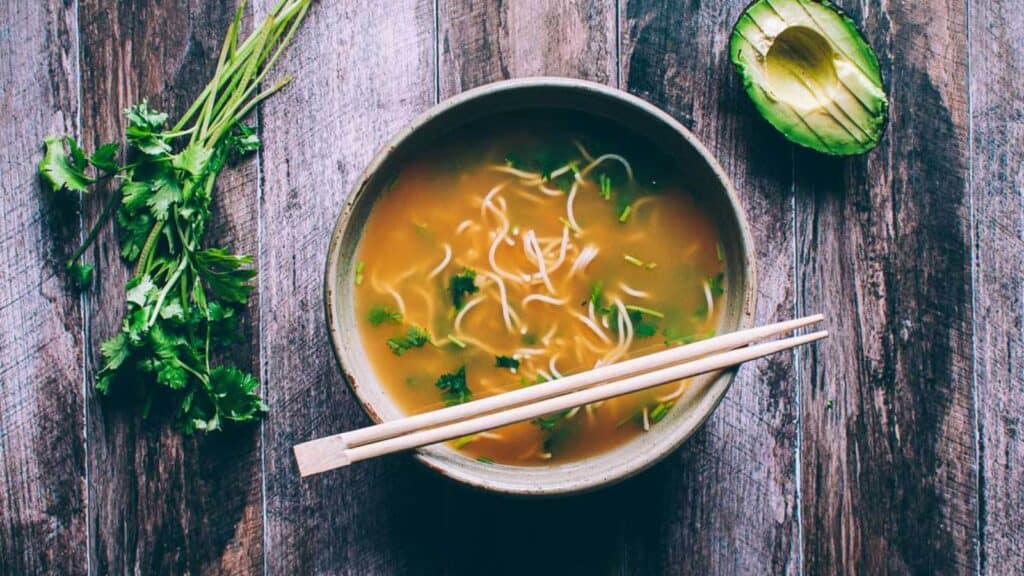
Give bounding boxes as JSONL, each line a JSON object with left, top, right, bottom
{"left": 730, "top": 0, "right": 888, "bottom": 155}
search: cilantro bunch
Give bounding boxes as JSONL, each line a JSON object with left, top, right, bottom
{"left": 37, "top": 0, "right": 312, "bottom": 433}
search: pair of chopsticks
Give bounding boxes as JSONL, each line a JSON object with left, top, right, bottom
{"left": 294, "top": 314, "right": 827, "bottom": 477}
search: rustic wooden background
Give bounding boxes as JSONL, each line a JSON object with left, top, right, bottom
{"left": 1, "top": 0, "right": 1020, "bottom": 574}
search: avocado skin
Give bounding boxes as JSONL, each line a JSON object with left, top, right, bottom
{"left": 729, "top": 0, "right": 889, "bottom": 156}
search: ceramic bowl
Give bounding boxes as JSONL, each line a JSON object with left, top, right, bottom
{"left": 324, "top": 77, "right": 756, "bottom": 495}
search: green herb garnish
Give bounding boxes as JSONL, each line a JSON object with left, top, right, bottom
{"left": 598, "top": 173, "right": 612, "bottom": 200}
{"left": 36, "top": 1, "right": 311, "bottom": 433}
{"left": 629, "top": 309, "right": 660, "bottom": 338}
{"left": 387, "top": 326, "right": 430, "bottom": 356}
{"left": 436, "top": 365, "right": 471, "bottom": 406}
{"left": 625, "top": 305, "right": 664, "bottom": 319}
{"left": 453, "top": 435, "right": 477, "bottom": 449}
{"left": 354, "top": 261, "right": 365, "bottom": 286}
{"left": 618, "top": 204, "right": 632, "bottom": 222}
{"left": 368, "top": 305, "right": 402, "bottom": 326}
{"left": 624, "top": 254, "right": 657, "bottom": 269}
{"left": 650, "top": 402, "right": 673, "bottom": 423}
{"left": 449, "top": 268, "right": 479, "bottom": 310}
{"left": 475, "top": 456, "right": 495, "bottom": 464}
{"left": 447, "top": 334, "right": 467, "bottom": 349}
{"left": 709, "top": 272, "right": 725, "bottom": 296}
{"left": 558, "top": 216, "right": 581, "bottom": 234}
{"left": 495, "top": 355, "right": 520, "bottom": 371}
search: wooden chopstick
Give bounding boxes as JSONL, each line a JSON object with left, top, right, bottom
{"left": 338, "top": 314, "right": 820, "bottom": 450}
{"left": 294, "top": 318, "right": 827, "bottom": 476}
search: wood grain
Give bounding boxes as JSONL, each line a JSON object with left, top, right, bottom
{"left": 439, "top": 0, "right": 617, "bottom": 92}
{"left": 970, "top": 0, "right": 1024, "bottom": 571}
{"left": 620, "top": 1, "right": 800, "bottom": 573}
{"left": 255, "top": 1, "right": 442, "bottom": 573}
{"left": 0, "top": 1, "right": 85, "bottom": 574}
{"left": 795, "top": 0, "right": 977, "bottom": 573}
{"left": 77, "top": 1, "right": 264, "bottom": 573}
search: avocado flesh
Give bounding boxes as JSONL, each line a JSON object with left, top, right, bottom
{"left": 730, "top": 0, "right": 888, "bottom": 155}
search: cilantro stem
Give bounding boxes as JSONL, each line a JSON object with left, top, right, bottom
{"left": 147, "top": 256, "right": 189, "bottom": 328}
{"left": 68, "top": 188, "right": 120, "bottom": 266}
{"left": 136, "top": 222, "right": 165, "bottom": 278}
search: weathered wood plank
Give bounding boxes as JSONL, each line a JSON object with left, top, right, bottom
{"left": 0, "top": 1, "right": 85, "bottom": 574}
{"left": 795, "top": 0, "right": 976, "bottom": 573}
{"left": 970, "top": 0, "right": 1024, "bottom": 571}
{"left": 439, "top": 0, "right": 617, "bottom": 92}
{"left": 620, "top": 1, "right": 800, "bottom": 573}
{"left": 78, "top": 1, "right": 264, "bottom": 573}
{"left": 256, "top": 1, "right": 441, "bottom": 573}
{"left": 435, "top": 2, "right": 623, "bottom": 574}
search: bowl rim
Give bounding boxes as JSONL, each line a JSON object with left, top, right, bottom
{"left": 323, "top": 76, "right": 757, "bottom": 495}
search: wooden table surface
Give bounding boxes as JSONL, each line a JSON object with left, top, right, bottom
{"left": 1, "top": 0, "right": 1021, "bottom": 574}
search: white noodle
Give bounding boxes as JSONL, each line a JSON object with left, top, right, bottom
{"left": 488, "top": 225, "right": 524, "bottom": 285}
{"left": 619, "top": 281, "right": 650, "bottom": 299}
{"left": 413, "top": 286, "right": 438, "bottom": 341}
{"left": 427, "top": 244, "right": 452, "bottom": 279}
{"left": 516, "top": 189, "right": 545, "bottom": 204}
{"left": 455, "top": 219, "right": 474, "bottom": 234}
{"left": 482, "top": 271, "right": 515, "bottom": 332}
{"left": 575, "top": 334, "right": 606, "bottom": 355}
{"left": 454, "top": 296, "right": 485, "bottom": 334}
{"left": 492, "top": 165, "right": 540, "bottom": 179}
{"left": 642, "top": 406, "right": 650, "bottom": 431}
{"left": 522, "top": 294, "right": 567, "bottom": 307}
{"left": 615, "top": 297, "right": 635, "bottom": 353}
{"left": 525, "top": 231, "right": 555, "bottom": 293}
{"left": 580, "top": 153, "right": 635, "bottom": 181}
{"left": 536, "top": 369, "right": 554, "bottom": 381}
{"left": 703, "top": 280, "right": 714, "bottom": 316}
{"left": 568, "top": 245, "right": 599, "bottom": 277}
{"left": 565, "top": 406, "right": 580, "bottom": 419}
{"left": 478, "top": 431, "right": 504, "bottom": 440}
{"left": 548, "top": 355, "right": 564, "bottom": 379}
{"left": 566, "top": 182, "right": 581, "bottom": 232}
{"left": 537, "top": 184, "right": 563, "bottom": 196}
{"left": 657, "top": 381, "right": 689, "bottom": 402}
{"left": 571, "top": 311, "right": 612, "bottom": 343}
{"left": 573, "top": 140, "right": 595, "bottom": 162}
{"left": 481, "top": 183, "right": 504, "bottom": 215}
{"left": 545, "top": 226, "right": 571, "bottom": 274}
{"left": 515, "top": 348, "right": 547, "bottom": 357}
{"left": 541, "top": 324, "right": 558, "bottom": 346}
{"left": 386, "top": 287, "right": 406, "bottom": 317}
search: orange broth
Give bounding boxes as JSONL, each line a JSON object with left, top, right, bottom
{"left": 353, "top": 116, "right": 724, "bottom": 465}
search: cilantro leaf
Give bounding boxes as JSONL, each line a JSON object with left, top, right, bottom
{"left": 193, "top": 248, "right": 256, "bottom": 305}
{"left": 172, "top": 143, "right": 213, "bottom": 177}
{"left": 146, "top": 175, "right": 183, "bottom": 220}
{"left": 387, "top": 325, "right": 430, "bottom": 356}
{"left": 368, "top": 305, "right": 402, "bottom": 326}
{"left": 89, "top": 142, "right": 120, "bottom": 172}
{"left": 67, "top": 262, "right": 94, "bottom": 289}
{"left": 495, "top": 355, "right": 520, "bottom": 371}
{"left": 208, "top": 366, "right": 267, "bottom": 422}
{"left": 448, "top": 268, "right": 479, "bottom": 310}
{"left": 124, "top": 101, "right": 172, "bottom": 155}
{"left": 709, "top": 272, "right": 725, "bottom": 296}
{"left": 39, "top": 136, "right": 93, "bottom": 193}
{"left": 435, "top": 365, "right": 471, "bottom": 406}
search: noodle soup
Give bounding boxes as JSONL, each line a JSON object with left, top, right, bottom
{"left": 353, "top": 115, "right": 725, "bottom": 465}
